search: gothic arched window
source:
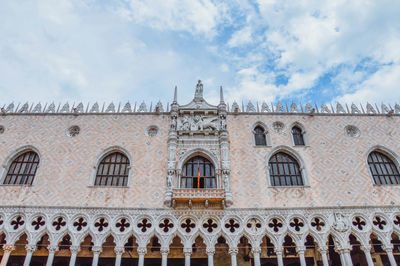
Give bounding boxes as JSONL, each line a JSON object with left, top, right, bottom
{"left": 181, "top": 156, "right": 216, "bottom": 189}
{"left": 292, "top": 126, "right": 305, "bottom": 146}
{"left": 368, "top": 151, "right": 400, "bottom": 185}
{"left": 94, "top": 152, "right": 130, "bottom": 186}
{"left": 254, "top": 126, "right": 267, "bottom": 146}
{"left": 269, "top": 152, "right": 303, "bottom": 186}
{"left": 3, "top": 151, "right": 40, "bottom": 185}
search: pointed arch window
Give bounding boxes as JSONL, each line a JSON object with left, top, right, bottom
{"left": 181, "top": 156, "right": 216, "bottom": 189}
{"left": 254, "top": 126, "right": 267, "bottom": 146}
{"left": 94, "top": 152, "right": 130, "bottom": 186}
{"left": 269, "top": 152, "right": 303, "bottom": 186}
{"left": 3, "top": 151, "right": 40, "bottom": 185}
{"left": 368, "top": 151, "right": 400, "bottom": 185}
{"left": 292, "top": 126, "right": 305, "bottom": 146}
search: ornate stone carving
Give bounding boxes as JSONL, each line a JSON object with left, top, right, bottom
{"left": 320, "top": 104, "right": 331, "bottom": 113}
{"left": 177, "top": 115, "right": 219, "bottom": 132}
{"left": 105, "top": 103, "right": 115, "bottom": 113}
{"left": 332, "top": 213, "right": 349, "bottom": 232}
{"left": 366, "top": 103, "right": 376, "bottom": 114}
{"left": 90, "top": 102, "right": 99, "bottom": 113}
{"left": 261, "top": 102, "right": 270, "bottom": 112}
{"left": 122, "top": 102, "right": 132, "bottom": 113}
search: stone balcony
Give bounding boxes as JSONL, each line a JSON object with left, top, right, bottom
{"left": 171, "top": 188, "right": 225, "bottom": 207}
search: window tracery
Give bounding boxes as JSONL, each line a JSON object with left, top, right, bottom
{"left": 367, "top": 151, "right": 400, "bottom": 185}
{"left": 254, "top": 126, "right": 267, "bottom": 146}
{"left": 94, "top": 152, "right": 130, "bottom": 187}
{"left": 292, "top": 126, "right": 305, "bottom": 146}
{"left": 3, "top": 151, "right": 40, "bottom": 185}
{"left": 269, "top": 152, "right": 303, "bottom": 186}
{"left": 181, "top": 156, "right": 216, "bottom": 189}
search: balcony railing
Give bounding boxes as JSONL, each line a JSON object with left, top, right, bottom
{"left": 172, "top": 188, "right": 225, "bottom": 203}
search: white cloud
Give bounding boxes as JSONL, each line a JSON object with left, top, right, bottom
{"left": 227, "top": 26, "right": 253, "bottom": 47}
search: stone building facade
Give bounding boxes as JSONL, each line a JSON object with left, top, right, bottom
{"left": 0, "top": 81, "right": 400, "bottom": 265}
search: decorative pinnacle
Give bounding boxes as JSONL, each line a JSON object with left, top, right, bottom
{"left": 194, "top": 80, "right": 203, "bottom": 101}
{"left": 173, "top": 86, "right": 177, "bottom": 104}
{"left": 220, "top": 86, "right": 224, "bottom": 104}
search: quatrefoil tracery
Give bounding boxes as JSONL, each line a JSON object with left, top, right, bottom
{"left": 116, "top": 218, "right": 130, "bottom": 232}
{"left": 159, "top": 219, "right": 174, "bottom": 233}
{"left": 32, "top": 216, "right": 45, "bottom": 230}
{"left": 268, "top": 218, "right": 283, "bottom": 233}
{"left": 394, "top": 216, "right": 400, "bottom": 228}
{"left": 310, "top": 217, "right": 325, "bottom": 231}
{"left": 11, "top": 216, "right": 24, "bottom": 230}
{"left": 373, "top": 216, "right": 387, "bottom": 230}
{"left": 138, "top": 218, "right": 152, "bottom": 233}
{"left": 246, "top": 218, "right": 262, "bottom": 233}
{"left": 73, "top": 217, "right": 88, "bottom": 231}
{"left": 52, "top": 217, "right": 66, "bottom": 231}
{"left": 94, "top": 218, "right": 109, "bottom": 232}
{"left": 289, "top": 218, "right": 304, "bottom": 232}
{"left": 352, "top": 217, "right": 366, "bottom": 231}
{"left": 203, "top": 219, "right": 218, "bottom": 233}
{"left": 225, "top": 219, "right": 240, "bottom": 233}
{"left": 181, "top": 219, "right": 196, "bottom": 233}
{"left": 0, "top": 216, "right": 3, "bottom": 226}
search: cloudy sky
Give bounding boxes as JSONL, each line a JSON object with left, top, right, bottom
{"left": 1, "top": 0, "right": 400, "bottom": 107}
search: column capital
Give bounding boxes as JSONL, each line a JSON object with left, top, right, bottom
{"left": 3, "top": 244, "right": 15, "bottom": 252}
{"left": 296, "top": 246, "right": 306, "bottom": 253}
{"left": 137, "top": 246, "right": 147, "bottom": 255}
{"left": 47, "top": 245, "right": 59, "bottom": 253}
{"left": 92, "top": 246, "right": 102, "bottom": 254}
{"left": 114, "top": 246, "right": 125, "bottom": 255}
{"left": 229, "top": 247, "right": 238, "bottom": 255}
{"left": 25, "top": 244, "right": 37, "bottom": 253}
{"left": 160, "top": 247, "right": 170, "bottom": 254}
{"left": 252, "top": 247, "right": 261, "bottom": 254}
{"left": 206, "top": 247, "right": 215, "bottom": 255}
{"left": 69, "top": 245, "right": 80, "bottom": 254}
{"left": 274, "top": 247, "right": 283, "bottom": 255}
{"left": 360, "top": 244, "right": 372, "bottom": 253}
{"left": 183, "top": 247, "right": 192, "bottom": 256}
{"left": 383, "top": 246, "right": 394, "bottom": 253}
{"left": 317, "top": 246, "right": 328, "bottom": 253}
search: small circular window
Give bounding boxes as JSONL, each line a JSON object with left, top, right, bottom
{"left": 67, "top": 126, "right": 80, "bottom": 137}
{"left": 345, "top": 125, "right": 360, "bottom": 137}
{"left": 0, "top": 125, "right": 4, "bottom": 134}
{"left": 147, "top": 125, "right": 159, "bottom": 137}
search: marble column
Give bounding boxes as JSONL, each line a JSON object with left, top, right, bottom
{"left": 297, "top": 246, "right": 306, "bottom": 266}
{"left": 91, "top": 246, "right": 102, "bottom": 266}
{"left": 252, "top": 247, "right": 261, "bottom": 266}
{"left": 384, "top": 247, "right": 397, "bottom": 266}
{"left": 69, "top": 246, "right": 80, "bottom": 266}
{"left": 183, "top": 248, "right": 192, "bottom": 266}
{"left": 338, "top": 250, "right": 346, "bottom": 266}
{"left": 274, "top": 249, "right": 284, "bottom": 266}
{"left": 344, "top": 249, "right": 353, "bottom": 266}
{"left": 23, "top": 244, "right": 37, "bottom": 266}
{"left": 360, "top": 245, "right": 374, "bottom": 266}
{"left": 206, "top": 247, "right": 215, "bottom": 266}
{"left": 160, "top": 247, "right": 169, "bottom": 266}
{"left": 46, "top": 245, "right": 58, "bottom": 266}
{"left": 137, "top": 247, "right": 147, "bottom": 266}
{"left": 0, "top": 245, "right": 15, "bottom": 266}
{"left": 114, "top": 246, "right": 124, "bottom": 266}
{"left": 228, "top": 248, "right": 238, "bottom": 266}
{"left": 317, "top": 246, "right": 329, "bottom": 266}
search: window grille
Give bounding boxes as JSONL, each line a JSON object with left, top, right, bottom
{"left": 368, "top": 151, "right": 400, "bottom": 185}
{"left": 94, "top": 152, "right": 130, "bottom": 187}
{"left": 3, "top": 151, "right": 39, "bottom": 185}
{"left": 269, "top": 152, "right": 303, "bottom": 186}
{"left": 254, "top": 126, "right": 267, "bottom": 146}
{"left": 181, "top": 156, "right": 216, "bottom": 189}
{"left": 292, "top": 126, "right": 305, "bottom": 146}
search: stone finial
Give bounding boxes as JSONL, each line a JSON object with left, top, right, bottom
{"left": 395, "top": 104, "right": 400, "bottom": 114}
{"left": 220, "top": 86, "right": 224, "bottom": 104}
{"left": 5, "top": 103, "right": 14, "bottom": 113}
{"left": 381, "top": 103, "right": 390, "bottom": 113}
{"left": 305, "top": 103, "right": 313, "bottom": 113}
{"left": 276, "top": 102, "right": 285, "bottom": 112}
{"left": 194, "top": 80, "right": 203, "bottom": 101}
{"left": 60, "top": 103, "right": 70, "bottom": 113}
{"left": 19, "top": 102, "right": 29, "bottom": 113}
{"left": 46, "top": 103, "right": 56, "bottom": 113}
{"left": 366, "top": 103, "right": 376, "bottom": 114}
{"left": 90, "top": 102, "right": 99, "bottom": 113}
{"left": 32, "top": 103, "right": 42, "bottom": 113}
{"left": 122, "top": 102, "right": 132, "bottom": 113}
{"left": 75, "top": 103, "right": 84, "bottom": 113}
{"left": 155, "top": 101, "right": 164, "bottom": 112}
{"left": 290, "top": 102, "right": 299, "bottom": 112}
{"left": 261, "top": 102, "right": 270, "bottom": 112}
{"left": 246, "top": 101, "right": 256, "bottom": 112}
{"left": 351, "top": 103, "right": 361, "bottom": 114}
{"left": 336, "top": 103, "right": 345, "bottom": 113}
{"left": 173, "top": 86, "right": 178, "bottom": 104}
{"left": 138, "top": 102, "right": 147, "bottom": 112}
{"left": 231, "top": 101, "right": 239, "bottom": 112}
{"left": 320, "top": 104, "right": 331, "bottom": 113}
{"left": 105, "top": 103, "right": 115, "bottom": 113}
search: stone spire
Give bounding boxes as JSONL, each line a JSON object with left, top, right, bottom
{"left": 194, "top": 80, "right": 204, "bottom": 102}
{"left": 220, "top": 86, "right": 224, "bottom": 104}
{"left": 173, "top": 86, "right": 177, "bottom": 104}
